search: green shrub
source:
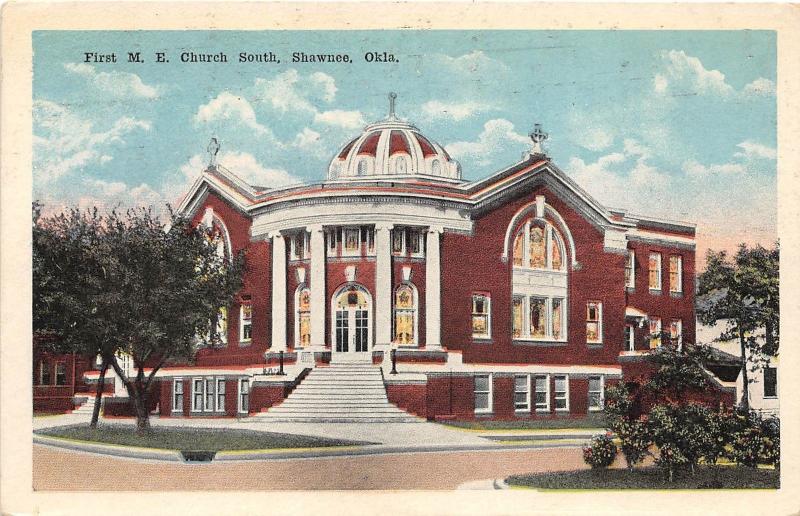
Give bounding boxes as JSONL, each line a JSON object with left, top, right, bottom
{"left": 604, "top": 382, "right": 653, "bottom": 471}
{"left": 726, "top": 410, "right": 780, "bottom": 468}
{"left": 582, "top": 433, "right": 618, "bottom": 470}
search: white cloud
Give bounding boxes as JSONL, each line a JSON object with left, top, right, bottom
{"left": 33, "top": 99, "right": 151, "bottom": 182}
{"left": 420, "top": 100, "right": 492, "bottom": 122}
{"left": 683, "top": 159, "right": 746, "bottom": 177}
{"left": 64, "top": 63, "right": 160, "bottom": 99}
{"left": 735, "top": 140, "right": 777, "bottom": 160}
{"left": 194, "top": 92, "right": 270, "bottom": 135}
{"left": 445, "top": 118, "right": 529, "bottom": 166}
{"left": 314, "top": 109, "right": 366, "bottom": 130}
{"left": 654, "top": 50, "right": 734, "bottom": 96}
{"left": 254, "top": 69, "right": 317, "bottom": 114}
{"left": 434, "top": 50, "right": 510, "bottom": 77}
{"left": 310, "top": 72, "right": 337, "bottom": 102}
{"left": 743, "top": 77, "right": 776, "bottom": 96}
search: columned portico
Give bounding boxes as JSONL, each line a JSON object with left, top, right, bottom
{"left": 425, "top": 227, "right": 442, "bottom": 349}
{"left": 308, "top": 225, "right": 326, "bottom": 348}
{"left": 375, "top": 223, "right": 393, "bottom": 349}
{"left": 270, "top": 231, "right": 287, "bottom": 351}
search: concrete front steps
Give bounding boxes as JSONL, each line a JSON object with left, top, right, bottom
{"left": 253, "top": 363, "right": 421, "bottom": 423}
{"left": 72, "top": 394, "right": 100, "bottom": 415}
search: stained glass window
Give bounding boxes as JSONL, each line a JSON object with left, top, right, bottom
{"left": 529, "top": 227, "right": 546, "bottom": 268}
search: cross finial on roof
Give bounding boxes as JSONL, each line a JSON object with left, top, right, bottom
{"left": 207, "top": 137, "right": 220, "bottom": 167}
{"left": 529, "top": 123, "right": 549, "bottom": 154}
{"left": 388, "top": 92, "right": 397, "bottom": 119}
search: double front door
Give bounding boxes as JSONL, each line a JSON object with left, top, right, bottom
{"left": 333, "top": 285, "right": 371, "bottom": 353}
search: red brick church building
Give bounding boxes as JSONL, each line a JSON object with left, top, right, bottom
{"left": 35, "top": 100, "right": 727, "bottom": 421}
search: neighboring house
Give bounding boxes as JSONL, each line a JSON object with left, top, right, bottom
{"left": 697, "top": 320, "right": 779, "bottom": 416}
{"left": 34, "top": 100, "right": 733, "bottom": 420}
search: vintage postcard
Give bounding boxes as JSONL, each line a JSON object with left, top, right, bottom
{"left": 2, "top": 2, "right": 799, "bottom": 515}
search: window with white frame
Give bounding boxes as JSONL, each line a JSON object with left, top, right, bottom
{"left": 204, "top": 378, "right": 215, "bottom": 412}
{"left": 586, "top": 302, "right": 603, "bottom": 344}
{"left": 238, "top": 378, "right": 250, "bottom": 413}
{"left": 669, "top": 255, "right": 683, "bottom": 294}
{"left": 626, "top": 250, "right": 635, "bottom": 289}
{"left": 512, "top": 296, "right": 566, "bottom": 341}
{"left": 764, "top": 367, "right": 777, "bottom": 398}
{"left": 554, "top": 375, "right": 569, "bottom": 411}
{"left": 216, "top": 378, "right": 226, "bottom": 412}
{"left": 649, "top": 317, "right": 662, "bottom": 349}
{"left": 625, "top": 324, "right": 635, "bottom": 351}
{"left": 342, "top": 227, "right": 360, "bottom": 256}
{"left": 670, "top": 319, "right": 682, "bottom": 350}
{"left": 588, "top": 375, "right": 604, "bottom": 411}
{"left": 39, "top": 362, "right": 51, "bottom": 385}
{"left": 192, "top": 378, "right": 203, "bottom": 412}
{"left": 474, "top": 374, "right": 492, "bottom": 414}
{"left": 514, "top": 375, "right": 531, "bottom": 412}
{"left": 214, "top": 306, "right": 228, "bottom": 345}
{"left": 290, "top": 231, "right": 310, "bottom": 261}
{"left": 172, "top": 378, "right": 183, "bottom": 412}
{"left": 391, "top": 227, "right": 425, "bottom": 257}
{"left": 55, "top": 362, "right": 67, "bottom": 385}
{"left": 471, "top": 294, "right": 491, "bottom": 339}
{"left": 394, "top": 284, "right": 417, "bottom": 345}
{"left": 512, "top": 219, "right": 566, "bottom": 271}
{"left": 240, "top": 299, "right": 252, "bottom": 343}
{"left": 535, "top": 375, "right": 550, "bottom": 412}
{"left": 649, "top": 252, "right": 662, "bottom": 291}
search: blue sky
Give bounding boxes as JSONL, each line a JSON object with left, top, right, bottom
{"left": 33, "top": 30, "right": 777, "bottom": 257}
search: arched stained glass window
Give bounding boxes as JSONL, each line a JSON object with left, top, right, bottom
{"left": 394, "top": 284, "right": 417, "bottom": 345}
{"left": 297, "top": 287, "right": 311, "bottom": 347}
{"left": 512, "top": 219, "right": 567, "bottom": 271}
{"left": 529, "top": 227, "right": 546, "bottom": 268}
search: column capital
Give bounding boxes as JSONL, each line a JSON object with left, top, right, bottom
{"left": 375, "top": 222, "right": 394, "bottom": 231}
{"left": 268, "top": 230, "right": 284, "bottom": 240}
{"left": 305, "top": 224, "right": 324, "bottom": 233}
{"left": 427, "top": 225, "right": 444, "bottom": 234}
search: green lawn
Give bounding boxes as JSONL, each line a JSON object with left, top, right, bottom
{"left": 507, "top": 465, "right": 779, "bottom": 489}
{"left": 439, "top": 414, "right": 606, "bottom": 431}
{"left": 36, "top": 424, "right": 375, "bottom": 451}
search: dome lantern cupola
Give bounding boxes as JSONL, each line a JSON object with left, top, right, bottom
{"left": 327, "top": 93, "right": 462, "bottom": 182}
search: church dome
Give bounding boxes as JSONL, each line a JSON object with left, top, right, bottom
{"left": 327, "top": 94, "right": 461, "bottom": 182}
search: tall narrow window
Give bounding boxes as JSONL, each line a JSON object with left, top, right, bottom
{"left": 554, "top": 375, "right": 569, "bottom": 411}
{"left": 626, "top": 250, "right": 635, "bottom": 289}
{"left": 474, "top": 374, "right": 492, "bottom": 414}
{"left": 551, "top": 298, "right": 564, "bottom": 340}
{"left": 215, "top": 306, "right": 228, "bottom": 345}
{"left": 173, "top": 379, "right": 184, "bottom": 412}
{"left": 238, "top": 378, "right": 250, "bottom": 413}
{"left": 649, "top": 252, "right": 662, "bottom": 291}
{"left": 625, "top": 324, "right": 635, "bottom": 351}
{"left": 649, "top": 317, "right": 662, "bottom": 349}
{"left": 39, "top": 362, "right": 52, "bottom": 385}
{"left": 764, "top": 367, "right": 777, "bottom": 398}
{"left": 512, "top": 297, "right": 524, "bottom": 338}
{"left": 530, "top": 297, "right": 547, "bottom": 338}
{"left": 408, "top": 229, "right": 421, "bottom": 255}
{"left": 297, "top": 287, "right": 311, "bottom": 347}
{"left": 586, "top": 302, "right": 603, "bottom": 344}
{"left": 394, "top": 284, "right": 416, "bottom": 345}
{"left": 551, "top": 227, "right": 564, "bottom": 270}
{"left": 192, "top": 378, "right": 203, "bottom": 412}
{"left": 471, "top": 294, "right": 491, "bottom": 339}
{"left": 240, "top": 300, "right": 252, "bottom": 343}
{"left": 513, "top": 232, "right": 524, "bottom": 266}
{"left": 216, "top": 378, "right": 226, "bottom": 412}
{"left": 204, "top": 378, "right": 215, "bottom": 412}
{"left": 588, "top": 376, "right": 604, "bottom": 411}
{"left": 529, "top": 227, "right": 546, "bottom": 268}
{"left": 670, "top": 319, "right": 683, "bottom": 350}
{"left": 669, "top": 255, "right": 683, "bottom": 294}
{"left": 535, "top": 375, "right": 550, "bottom": 412}
{"left": 514, "top": 375, "right": 530, "bottom": 412}
{"left": 365, "top": 227, "right": 375, "bottom": 255}
{"left": 392, "top": 229, "right": 404, "bottom": 254}
{"left": 343, "top": 227, "right": 360, "bottom": 255}
{"left": 55, "top": 362, "right": 66, "bottom": 385}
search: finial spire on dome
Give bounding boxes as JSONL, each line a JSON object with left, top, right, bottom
{"left": 529, "top": 123, "right": 549, "bottom": 155}
{"left": 207, "top": 137, "right": 220, "bottom": 167}
{"left": 388, "top": 92, "right": 397, "bottom": 120}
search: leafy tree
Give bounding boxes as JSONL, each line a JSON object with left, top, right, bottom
{"left": 604, "top": 382, "right": 652, "bottom": 471}
{"left": 697, "top": 243, "right": 779, "bottom": 410}
{"left": 33, "top": 204, "right": 244, "bottom": 433}
{"left": 645, "top": 341, "right": 712, "bottom": 403}
{"left": 33, "top": 203, "right": 121, "bottom": 427}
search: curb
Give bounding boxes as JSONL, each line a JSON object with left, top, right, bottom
{"left": 33, "top": 434, "right": 183, "bottom": 462}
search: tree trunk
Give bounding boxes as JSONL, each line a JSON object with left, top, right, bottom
{"left": 738, "top": 327, "right": 750, "bottom": 411}
{"left": 89, "top": 358, "right": 108, "bottom": 429}
{"left": 132, "top": 392, "right": 151, "bottom": 435}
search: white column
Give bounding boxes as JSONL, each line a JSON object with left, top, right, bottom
{"left": 375, "top": 224, "right": 393, "bottom": 348}
{"left": 425, "top": 227, "right": 442, "bottom": 349}
{"left": 270, "top": 232, "right": 287, "bottom": 352}
{"left": 308, "top": 225, "right": 326, "bottom": 347}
